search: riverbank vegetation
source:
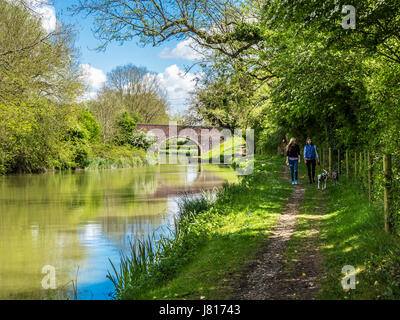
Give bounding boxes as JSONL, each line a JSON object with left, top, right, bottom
{"left": 283, "top": 163, "right": 400, "bottom": 299}
{"left": 318, "top": 180, "right": 400, "bottom": 299}
{"left": 108, "top": 156, "right": 292, "bottom": 299}
{"left": 0, "top": 1, "right": 170, "bottom": 174}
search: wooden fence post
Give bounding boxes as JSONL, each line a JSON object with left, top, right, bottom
{"left": 359, "top": 152, "right": 363, "bottom": 177}
{"left": 383, "top": 154, "right": 394, "bottom": 233}
{"left": 329, "top": 147, "right": 332, "bottom": 173}
{"left": 368, "top": 151, "right": 372, "bottom": 202}
{"left": 354, "top": 152, "right": 357, "bottom": 177}
{"left": 325, "top": 147, "right": 328, "bottom": 169}
{"left": 364, "top": 151, "right": 367, "bottom": 187}
{"left": 321, "top": 148, "right": 323, "bottom": 168}
{"left": 346, "top": 150, "right": 349, "bottom": 178}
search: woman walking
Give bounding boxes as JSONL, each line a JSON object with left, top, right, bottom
{"left": 303, "top": 137, "right": 320, "bottom": 184}
{"left": 286, "top": 137, "right": 301, "bottom": 185}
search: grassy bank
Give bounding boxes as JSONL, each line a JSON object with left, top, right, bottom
{"left": 109, "top": 155, "right": 292, "bottom": 300}
{"left": 318, "top": 179, "right": 400, "bottom": 299}
{"left": 85, "top": 144, "right": 147, "bottom": 169}
{"left": 200, "top": 137, "right": 246, "bottom": 163}
{"left": 286, "top": 166, "right": 400, "bottom": 299}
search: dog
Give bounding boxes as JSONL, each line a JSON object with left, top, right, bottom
{"left": 330, "top": 171, "right": 339, "bottom": 185}
{"left": 317, "top": 169, "right": 328, "bottom": 190}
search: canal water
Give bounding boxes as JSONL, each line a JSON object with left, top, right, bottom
{"left": 0, "top": 164, "right": 237, "bottom": 300}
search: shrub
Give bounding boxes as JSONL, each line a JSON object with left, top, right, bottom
{"left": 78, "top": 109, "right": 101, "bottom": 143}
{"left": 114, "top": 111, "right": 137, "bottom": 146}
{"left": 130, "top": 130, "right": 156, "bottom": 150}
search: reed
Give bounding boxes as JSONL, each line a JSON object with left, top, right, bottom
{"left": 107, "top": 190, "right": 217, "bottom": 299}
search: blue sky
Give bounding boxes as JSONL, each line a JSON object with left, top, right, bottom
{"left": 38, "top": 0, "right": 203, "bottom": 114}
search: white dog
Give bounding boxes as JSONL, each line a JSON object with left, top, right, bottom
{"left": 317, "top": 169, "right": 328, "bottom": 190}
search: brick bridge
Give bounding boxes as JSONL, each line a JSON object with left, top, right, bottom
{"left": 136, "top": 123, "right": 227, "bottom": 155}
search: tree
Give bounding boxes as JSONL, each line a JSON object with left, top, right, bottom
{"left": 73, "top": 0, "right": 275, "bottom": 82}
{"left": 263, "top": 0, "right": 400, "bottom": 65}
{"left": 106, "top": 64, "right": 170, "bottom": 124}
{"left": 0, "top": 0, "right": 85, "bottom": 173}
{"left": 88, "top": 64, "right": 170, "bottom": 144}
{"left": 74, "top": 0, "right": 262, "bottom": 55}
{"left": 87, "top": 88, "right": 124, "bottom": 142}
{"left": 0, "top": 0, "right": 83, "bottom": 103}
{"left": 189, "top": 65, "right": 262, "bottom": 129}
{"left": 114, "top": 111, "right": 137, "bottom": 146}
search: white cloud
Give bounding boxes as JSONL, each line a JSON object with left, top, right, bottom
{"left": 159, "top": 38, "right": 204, "bottom": 61}
{"left": 11, "top": 0, "right": 58, "bottom": 32}
{"left": 79, "top": 64, "right": 107, "bottom": 101}
{"left": 35, "top": 3, "right": 57, "bottom": 33}
{"left": 80, "top": 64, "right": 107, "bottom": 90}
{"left": 156, "top": 64, "right": 201, "bottom": 113}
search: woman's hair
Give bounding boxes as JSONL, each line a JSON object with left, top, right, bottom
{"left": 286, "top": 137, "right": 296, "bottom": 152}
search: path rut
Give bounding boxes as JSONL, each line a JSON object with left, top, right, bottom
{"left": 236, "top": 165, "right": 322, "bottom": 300}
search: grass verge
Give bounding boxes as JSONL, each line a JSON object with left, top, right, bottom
{"left": 109, "top": 155, "right": 292, "bottom": 300}
{"left": 286, "top": 165, "right": 400, "bottom": 300}
{"left": 317, "top": 178, "right": 400, "bottom": 299}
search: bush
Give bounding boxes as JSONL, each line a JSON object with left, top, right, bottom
{"left": 130, "top": 130, "right": 156, "bottom": 150}
{"left": 114, "top": 111, "right": 137, "bottom": 146}
{"left": 87, "top": 144, "right": 147, "bottom": 169}
{"left": 78, "top": 109, "right": 101, "bottom": 143}
{"left": 177, "top": 191, "right": 216, "bottom": 220}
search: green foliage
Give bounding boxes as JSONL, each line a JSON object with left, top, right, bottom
{"left": 130, "top": 130, "right": 156, "bottom": 150}
{"left": 78, "top": 109, "right": 101, "bottom": 143}
{"left": 0, "top": 1, "right": 86, "bottom": 173}
{"left": 88, "top": 144, "right": 146, "bottom": 169}
{"left": 0, "top": 0, "right": 83, "bottom": 103}
{"left": 114, "top": 111, "right": 137, "bottom": 146}
{"left": 0, "top": 99, "right": 70, "bottom": 173}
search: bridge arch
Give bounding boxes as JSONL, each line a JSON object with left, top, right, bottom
{"left": 157, "top": 135, "right": 202, "bottom": 156}
{"left": 136, "top": 123, "right": 226, "bottom": 156}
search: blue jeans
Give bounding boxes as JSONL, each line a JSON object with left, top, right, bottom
{"left": 288, "top": 159, "right": 298, "bottom": 182}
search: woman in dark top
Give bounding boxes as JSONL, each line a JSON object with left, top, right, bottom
{"left": 285, "top": 137, "right": 301, "bottom": 185}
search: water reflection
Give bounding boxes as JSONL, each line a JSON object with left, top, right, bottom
{"left": 0, "top": 164, "right": 237, "bottom": 300}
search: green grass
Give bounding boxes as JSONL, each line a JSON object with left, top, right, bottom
{"left": 200, "top": 137, "right": 245, "bottom": 163}
{"left": 282, "top": 165, "right": 326, "bottom": 282}
{"left": 285, "top": 164, "right": 400, "bottom": 300}
{"left": 113, "top": 155, "right": 293, "bottom": 300}
{"left": 317, "top": 179, "right": 400, "bottom": 299}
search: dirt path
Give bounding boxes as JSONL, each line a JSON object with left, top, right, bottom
{"left": 236, "top": 165, "right": 322, "bottom": 300}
